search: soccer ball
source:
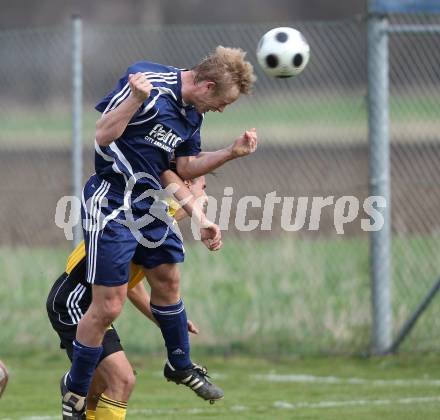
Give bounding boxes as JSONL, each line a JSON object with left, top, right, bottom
{"left": 0, "top": 360, "right": 8, "bottom": 398}
{"left": 256, "top": 27, "right": 310, "bottom": 78}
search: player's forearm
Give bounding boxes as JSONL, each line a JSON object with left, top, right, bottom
{"left": 173, "top": 207, "right": 188, "bottom": 222}
{"left": 160, "top": 170, "right": 207, "bottom": 226}
{"left": 127, "top": 283, "right": 158, "bottom": 325}
{"left": 95, "top": 95, "right": 143, "bottom": 146}
{"left": 177, "top": 147, "right": 234, "bottom": 180}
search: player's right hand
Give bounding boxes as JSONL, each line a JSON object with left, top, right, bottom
{"left": 200, "top": 222, "right": 222, "bottom": 251}
{"left": 187, "top": 320, "right": 199, "bottom": 334}
{"left": 128, "top": 72, "right": 153, "bottom": 102}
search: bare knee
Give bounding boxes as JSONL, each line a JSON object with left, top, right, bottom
{"left": 91, "top": 285, "right": 127, "bottom": 326}
{"left": 88, "top": 301, "right": 122, "bottom": 328}
{"left": 161, "top": 276, "right": 180, "bottom": 296}
{"left": 101, "top": 299, "right": 124, "bottom": 324}
{"left": 120, "top": 369, "right": 136, "bottom": 395}
{"left": 145, "top": 264, "right": 181, "bottom": 304}
{"left": 106, "top": 368, "right": 136, "bottom": 400}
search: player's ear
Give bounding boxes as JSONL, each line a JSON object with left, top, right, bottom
{"left": 205, "top": 81, "right": 216, "bottom": 92}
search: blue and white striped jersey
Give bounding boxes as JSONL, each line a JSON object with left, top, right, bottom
{"left": 94, "top": 61, "right": 203, "bottom": 193}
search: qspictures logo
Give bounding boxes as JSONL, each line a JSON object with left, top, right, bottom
{"left": 55, "top": 171, "right": 387, "bottom": 244}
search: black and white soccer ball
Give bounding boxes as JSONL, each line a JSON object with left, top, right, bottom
{"left": 257, "top": 27, "right": 310, "bottom": 78}
{"left": 0, "top": 360, "right": 8, "bottom": 399}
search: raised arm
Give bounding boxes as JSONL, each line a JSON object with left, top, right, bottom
{"left": 176, "top": 128, "right": 257, "bottom": 180}
{"left": 95, "top": 73, "right": 152, "bottom": 146}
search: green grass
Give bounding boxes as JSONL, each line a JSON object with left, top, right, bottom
{"left": 2, "top": 353, "right": 440, "bottom": 419}
{"left": 1, "top": 234, "right": 440, "bottom": 357}
{"left": 1, "top": 234, "right": 440, "bottom": 418}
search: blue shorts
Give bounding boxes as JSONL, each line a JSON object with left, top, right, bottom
{"left": 81, "top": 174, "right": 185, "bottom": 286}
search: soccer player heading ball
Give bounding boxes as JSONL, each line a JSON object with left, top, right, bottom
{"left": 61, "top": 46, "right": 257, "bottom": 419}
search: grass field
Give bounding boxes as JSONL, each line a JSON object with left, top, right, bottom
{"left": 1, "top": 234, "right": 440, "bottom": 357}
{"left": 2, "top": 353, "right": 440, "bottom": 419}
{"left": 1, "top": 236, "right": 440, "bottom": 418}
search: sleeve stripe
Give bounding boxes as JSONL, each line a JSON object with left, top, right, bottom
{"left": 101, "top": 71, "right": 177, "bottom": 115}
{"left": 144, "top": 71, "right": 177, "bottom": 78}
{"left": 146, "top": 75, "right": 177, "bottom": 80}
{"left": 103, "top": 82, "right": 131, "bottom": 114}
{"left": 146, "top": 78, "right": 177, "bottom": 84}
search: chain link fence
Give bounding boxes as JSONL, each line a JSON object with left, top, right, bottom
{"left": 386, "top": 13, "right": 440, "bottom": 352}
{"left": 0, "top": 15, "right": 439, "bottom": 355}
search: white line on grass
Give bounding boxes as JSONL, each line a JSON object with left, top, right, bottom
{"left": 274, "top": 396, "right": 440, "bottom": 410}
{"left": 252, "top": 373, "right": 440, "bottom": 386}
{"left": 13, "top": 417, "right": 58, "bottom": 420}
{"left": 8, "top": 397, "right": 440, "bottom": 419}
{"left": 127, "top": 404, "right": 251, "bottom": 416}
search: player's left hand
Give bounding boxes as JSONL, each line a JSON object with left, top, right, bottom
{"left": 230, "top": 128, "right": 258, "bottom": 158}
{"left": 187, "top": 320, "right": 199, "bottom": 334}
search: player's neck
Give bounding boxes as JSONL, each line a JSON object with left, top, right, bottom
{"left": 180, "top": 70, "right": 196, "bottom": 106}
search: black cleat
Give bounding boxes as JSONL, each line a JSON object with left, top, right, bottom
{"left": 164, "top": 361, "right": 224, "bottom": 404}
{"left": 60, "top": 373, "right": 86, "bottom": 420}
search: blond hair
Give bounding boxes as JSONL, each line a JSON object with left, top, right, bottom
{"left": 193, "top": 46, "right": 256, "bottom": 95}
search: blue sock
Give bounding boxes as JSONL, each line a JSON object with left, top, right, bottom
{"left": 67, "top": 339, "right": 103, "bottom": 396}
{"left": 150, "top": 299, "right": 192, "bottom": 370}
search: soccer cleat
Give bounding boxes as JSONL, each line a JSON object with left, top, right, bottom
{"left": 60, "top": 373, "right": 86, "bottom": 420}
{"left": 164, "top": 360, "right": 224, "bottom": 404}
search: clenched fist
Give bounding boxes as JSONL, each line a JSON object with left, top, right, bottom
{"left": 230, "top": 128, "right": 258, "bottom": 158}
{"left": 200, "top": 220, "right": 222, "bottom": 251}
{"left": 128, "top": 72, "right": 153, "bottom": 102}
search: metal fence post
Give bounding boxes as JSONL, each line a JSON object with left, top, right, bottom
{"left": 72, "top": 15, "right": 83, "bottom": 248}
{"left": 367, "top": 9, "right": 392, "bottom": 354}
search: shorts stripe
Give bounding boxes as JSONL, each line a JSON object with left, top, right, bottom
{"left": 66, "top": 284, "right": 86, "bottom": 324}
{"left": 86, "top": 180, "right": 111, "bottom": 284}
{"left": 89, "top": 181, "right": 111, "bottom": 284}
{"left": 72, "top": 284, "right": 86, "bottom": 321}
{"left": 86, "top": 180, "right": 108, "bottom": 284}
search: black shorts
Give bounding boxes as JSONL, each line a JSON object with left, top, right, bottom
{"left": 47, "top": 271, "right": 124, "bottom": 363}
{"left": 60, "top": 326, "right": 124, "bottom": 363}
